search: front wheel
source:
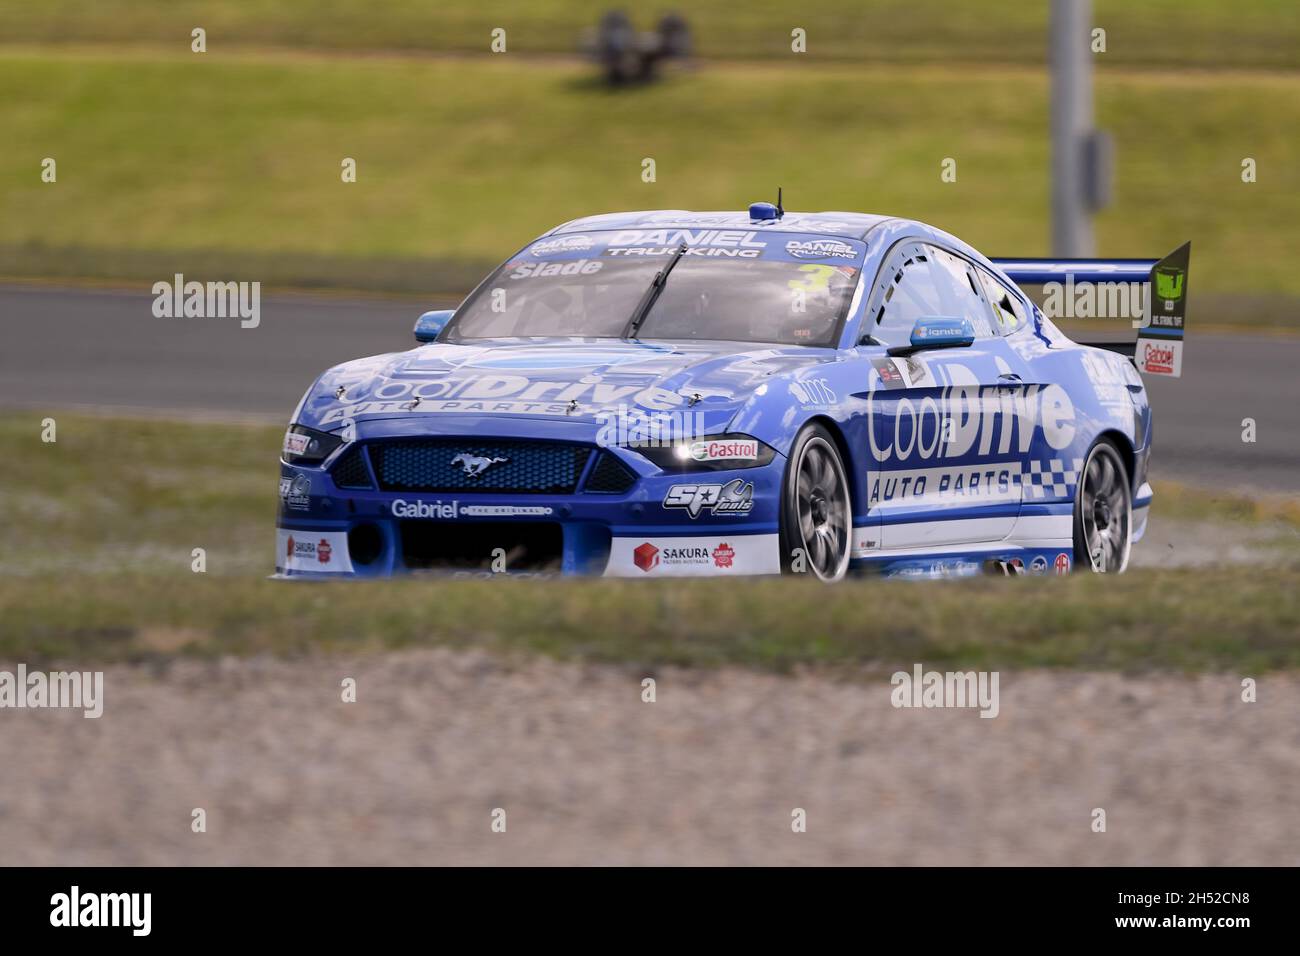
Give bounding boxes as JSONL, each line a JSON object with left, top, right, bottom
{"left": 1073, "top": 439, "right": 1132, "bottom": 573}
{"left": 779, "top": 424, "right": 852, "bottom": 582}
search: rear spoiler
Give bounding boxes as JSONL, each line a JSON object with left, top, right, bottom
{"left": 991, "top": 242, "right": 1190, "bottom": 377}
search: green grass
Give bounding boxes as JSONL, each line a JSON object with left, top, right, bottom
{"left": 2, "top": 50, "right": 1297, "bottom": 308}
{"left": 1, "top": 0, "right": 1297, "bottom": 69}
{"left": 0, "top": 412, "right": 275, "bottom": 577}
{"left": 3, "top": 569, "right": 1299, "bottom": 674}
{"left": 1153, "top": 480, "right": 1300, "bottom": 528}
{"left": 2, "top": 412, "right": 1297, "bottom": 673}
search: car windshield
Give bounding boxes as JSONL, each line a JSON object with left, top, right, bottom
{"left": 443, "top": 230, "right": 865, "bottom": 347}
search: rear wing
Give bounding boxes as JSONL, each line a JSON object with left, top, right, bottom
{"left": 992, "top": 242, "right": 1190, "bottom": 377}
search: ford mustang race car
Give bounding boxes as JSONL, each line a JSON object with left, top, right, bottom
{"left": 277, "top": 204, "right": 1188, "bottom": 581}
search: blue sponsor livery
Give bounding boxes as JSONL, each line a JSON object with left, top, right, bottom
{"left": 276, "top": 208, "right": 1178, "bottom": 581}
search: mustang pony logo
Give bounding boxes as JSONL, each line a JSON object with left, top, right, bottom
{"left": 451, "top": 453, "right": 509, "bottom": 477}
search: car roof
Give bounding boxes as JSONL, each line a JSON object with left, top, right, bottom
{"left": 544, "top": 210, "right": 896, "bottom": 240}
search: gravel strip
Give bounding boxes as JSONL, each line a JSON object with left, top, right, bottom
{"left": 1, "top": 650, "right": 1295, "bottom": 865}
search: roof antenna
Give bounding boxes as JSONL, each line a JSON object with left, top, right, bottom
{"left": 776, "top": 186, "right": 784, "bottom": 219}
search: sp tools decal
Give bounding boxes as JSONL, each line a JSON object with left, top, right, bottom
{"left": 279, "top": 474, "right": 311, "bottom": 511}
{"left": 663, "top": 479, "right": 755, "bottom": 518}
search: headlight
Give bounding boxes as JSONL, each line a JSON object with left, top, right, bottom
{"left": 632, "top": 434, "right": 776, "bottom": 472}
{"left": 282, "top": 425, "right": 344, "bottom": 465}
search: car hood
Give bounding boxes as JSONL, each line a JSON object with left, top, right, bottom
{"left": 299, "top": 338, "right": 834, "bottom": 430}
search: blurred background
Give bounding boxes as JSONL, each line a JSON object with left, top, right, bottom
{"left": 1, "top": 0, "right": 1297, "bottom": 327}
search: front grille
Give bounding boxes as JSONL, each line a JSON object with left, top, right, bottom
{"left": 370, "top": 439, "right": 593, "bottom": 494}
{"left": 331, "top": 446, "right": 373, "bottom": 490}
{"left": 584, "top": 452, "right": 637, "bottom": 493}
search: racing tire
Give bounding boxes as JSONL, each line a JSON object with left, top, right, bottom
{"left": 779, "top": 423, "right": 852, "bottom": 582}
{"left": 1072, "top": 438, "right": 1133, "bottom": 574}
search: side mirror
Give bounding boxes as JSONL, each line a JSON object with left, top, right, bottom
{"left": 414, "top": 310, "right": 454, "bottom": 343}
{"left": 887, "top": 316, "right": 975, "bottom": 356}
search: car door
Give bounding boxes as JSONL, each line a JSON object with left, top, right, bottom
{"left": 861, "top": 242, "right": 1030, "bottom": 549}
{"left": 974, "top": 264, "right": 1082, "bottom": 540}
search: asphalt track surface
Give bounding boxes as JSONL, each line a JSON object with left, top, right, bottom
{"left": 1, "top": 284, "right": 1296, "bottom": 493}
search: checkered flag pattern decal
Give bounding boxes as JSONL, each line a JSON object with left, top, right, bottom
{"left": 1022, "top": 457, "right": 1085, "bottom": 500}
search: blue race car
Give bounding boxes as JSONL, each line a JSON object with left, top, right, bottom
{"left": 277, "top": 204, "right": 1188, "bottom": 581}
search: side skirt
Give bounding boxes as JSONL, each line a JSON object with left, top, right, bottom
{"left": 851, "top": 511, "right": 1076, "bottom": 578}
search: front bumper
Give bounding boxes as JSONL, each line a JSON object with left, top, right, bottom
{"left": 274, "top": 419, "right": 785, "bottom": 578}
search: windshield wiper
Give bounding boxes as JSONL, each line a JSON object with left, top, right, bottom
{"left": 623, "top": 242, "right": 689, "bottom": 340}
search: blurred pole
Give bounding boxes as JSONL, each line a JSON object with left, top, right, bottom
{"left": 1050, "top": 0, "right": 1094, "bottom": 257}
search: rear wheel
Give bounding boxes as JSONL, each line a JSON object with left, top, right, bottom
{"left": 1073, "top": 439, "right": 1132, "bottom": 573}
{"left": 780, "top": 424, "right": 852, "bottom": 582}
